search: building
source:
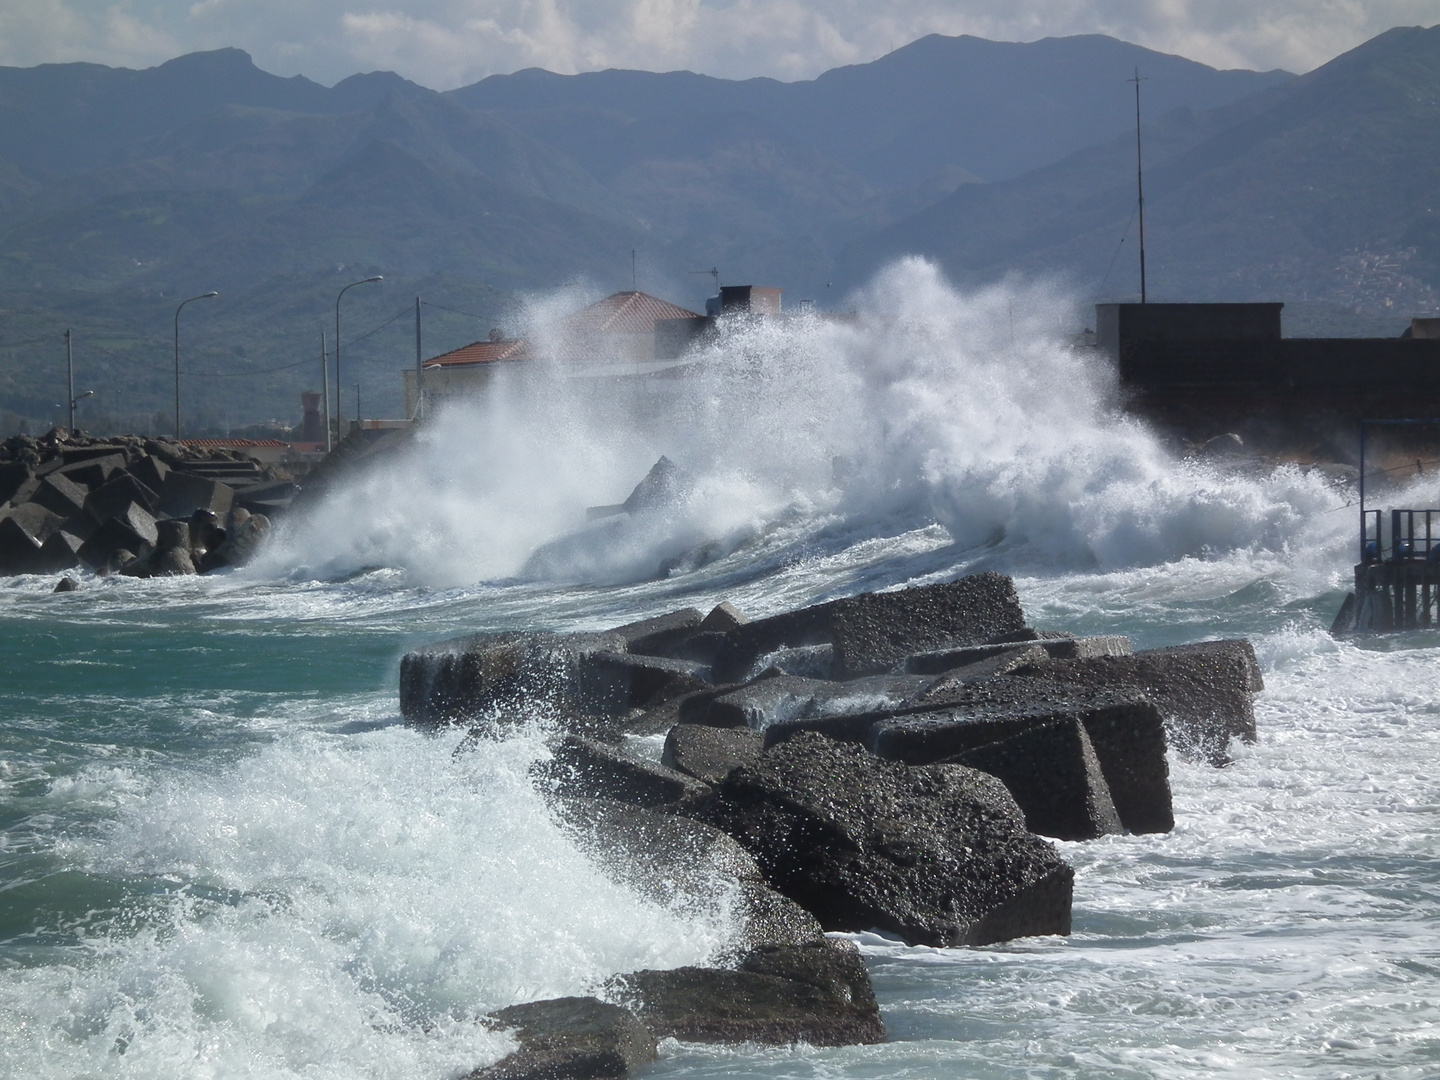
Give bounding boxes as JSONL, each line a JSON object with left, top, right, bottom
{"left": 1094, "top": 301, "right": 1440, "bottom": 443}
{"left": 404, "top": 290, "right": 708, "bottom": 415}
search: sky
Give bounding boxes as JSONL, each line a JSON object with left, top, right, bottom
{"left": 2, "top": 1, "right": 1439, "bottom": 90}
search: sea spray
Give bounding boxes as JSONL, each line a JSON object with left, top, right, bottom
{"left": 0, "top": 722, "right": 739, "bottom": 1078}
{"left": 262, "top": 260, "right": 1354, "bottom": 591}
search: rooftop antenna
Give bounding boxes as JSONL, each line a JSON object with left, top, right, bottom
{"left": 1129, "top": 67, "right": 1148, "bottom": 303}
{"left": 689, "top": 267, "right": 720, "bottom": 293}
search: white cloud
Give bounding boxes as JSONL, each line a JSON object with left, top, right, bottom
{"left": 0, "top": 0, "right": 1437, "bottom": 87}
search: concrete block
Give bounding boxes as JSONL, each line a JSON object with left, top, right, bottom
{"left": 1017, "top": 639, "right": 1261, "bottom": 764}
{"left": 693, "top": 731, "right": 1073, "bottom": 946}
{"left": 0, "top": 461, "right": 35, "bottom": 506}
{"left": 535, "top": 734, "right": 712, "bottom": 810}
{"left": 54, "top": 453, "right": 125, "bottom": 490}
{"left": 85, "top": 473, "right": 159, "bottom": 522}
{"left": 712, "top": 572, "right": 1027, "bottom": 682}
{"left": 470, "top": 997, "right": 657, "bottom": 1080}
{"left": 128, "top": 455, "right": 170, "bottom": 494}
{"left": 28, "top": 473, "right": 88, "bottom": 518}
{"left": 608, "top": 940, "right": 883, "bottom": 1046}
{"left": 399, "top": 631, "right": 627, "bottom": 727}
{"left": 952, "top": 718, "right": 1123, "bottom": 841}
{"left": 159, "top": 471, "right": 235, "bottom": 519}
{"left": 662, "top": 724, "right": 764, "bottom": 785}
{"left": 581, "top": 651, "right": 713, "bottom": 712}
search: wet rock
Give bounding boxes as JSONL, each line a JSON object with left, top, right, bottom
{"left": 27, "top": 473, "right": 88, "bottom": 518}
{"left": 950, "top": 718, "right": 1123, "bottom": 841}
{"left": 700, "top": 601, "right": 747, "bottom": 631}
{"left": 767, "top": 677, "right": 1173, "bottom": 835}
{"left": 0, "top": 460, "right": 34, "bottom": 506}
{"left": 399, "top": 631, "right": 628, "bottom": 728}
{"left": 53, "top": 452, "right": 125, "bottom": 490}
{"left": 698, "top": 674, "right": 934, "bottom": 730}
{"left": 37, "top": 529, "right": 84, "bottom": 572}
{"left": 903, "top": 636, "right": 1130, "bottom": 675}
{"left": 713, "top": 573, "right": 1027, "bottom": 682}
{"left": 905, "top": 643, "right": 1049, "bottom": 685}
{"left": 197, "top": 511, "right": 269, "bottom": 570}
{"left": 583, "top": 651, "right": 712, "bottom": 713}
{"left": 80, "top": 502, "right": 158, "bottom": 571}
{"left": 128, "top": 454, "right": 170, "bottom": 494}
{"left": 554, "top": 798, "right": 823, "bottom": 952}
{"left": 536, "top": 734, "right": 713, "bottom": 810}
{"left": 622, "top": 455, "right": 691, "bottom": 514}
{"left": 84, "top": 473, "right": 159, "bottom": 521}
{"left": 188, "top": 508, "right": 226, "bottom": 562}
{"left": 605, "top": 607, "right": 704, "bottom": 654}
{"left": 469, "top": 997, "right": 657, "bottom": 1080}
{"left": 753, "top": 643, "right": 835, "bottom": 679}
{"left": 662, "top": 724, "right": 764, "bottom": 785}
{"left": 608, "top": 939, "right": 884, "bottom": 1046}
{"left": 53, "top": 576, "right": 79, "bottom": 592}
{"left": 0, "top": 503, "right": 59, "bottom": 571}
{"left": 159, "top": 471, "right": 234, "bottom": 520}
{"left": 692, "top": 730, "right": 1073, "bottom": 946}
{"left": 1015, "top": 640, "right": 1262, "bottom": 764}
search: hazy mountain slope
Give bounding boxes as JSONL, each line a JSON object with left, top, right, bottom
{"left": 840, "top": 25, "right": 1440, "bottom": 317}
{"left": 451, "top": 34, "right": 1292, "bottom": 187}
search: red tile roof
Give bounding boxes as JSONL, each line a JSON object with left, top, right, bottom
{"left": 559, "top": 291, "right": 702, "bottom": 335}
{"left": 423, "top": 338, "right": 531, "bottom": 368}
{"left": 179, "top": 439, "right": 289, "bottom": 448}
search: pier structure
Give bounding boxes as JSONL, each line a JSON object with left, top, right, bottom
{"left": 1333, "top": 420, "right": 1440, "bottom": 634}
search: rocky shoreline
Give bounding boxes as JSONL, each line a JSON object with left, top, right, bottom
{"left": 400, "top": 572, "right": 1262, "bottom": 1079}
{"left": 0, "top": 428, "right": 296, "bottom": 579}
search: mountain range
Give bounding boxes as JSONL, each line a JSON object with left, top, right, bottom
{"left": 0, "top": 27, "right": 1433, "bottom": 431}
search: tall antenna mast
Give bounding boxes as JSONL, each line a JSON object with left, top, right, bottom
{"left": 1130, "top": 67, "right": 1147, "bottom": 303}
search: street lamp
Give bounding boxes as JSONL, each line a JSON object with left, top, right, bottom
{"left": 174, "top": 291, "right": 218, "bottom": 439}
{"left": 335, "top": 275, "right": 382, "bottom": 438}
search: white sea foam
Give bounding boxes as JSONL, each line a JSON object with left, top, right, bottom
{"left": 0, "top": 723, "right": 738, "bottom": 1079}
{"left": 259, "top": 259, "right": 1356, "bottom": 590}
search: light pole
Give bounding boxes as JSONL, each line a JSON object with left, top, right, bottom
{"left": 174, "top": 291, "right": 218, "bottom": 439}
{"left": 335, "top": 275, "right": 382, "bottom": 439}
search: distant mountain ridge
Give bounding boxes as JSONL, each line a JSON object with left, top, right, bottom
{"left": 840, "top": 24, "right": 1440, "bottom": 324}
{"left": 20, "top": 29, "right": 1433, "bottom": 434}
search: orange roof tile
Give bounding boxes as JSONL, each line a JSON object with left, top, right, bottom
{"left": 558, "top": 291, "right": 702, "bottom": 335}
{"left": 423, "top": 338, "right": 531, "bottom": 368}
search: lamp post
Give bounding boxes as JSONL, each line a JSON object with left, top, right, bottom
{"left": 174, "top": 291, "right": 218, "bottom": 439}
{"left": 335, "top": 275, "right": 382, "bottom": 438}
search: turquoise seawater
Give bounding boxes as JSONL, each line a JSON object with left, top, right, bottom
{"left": 3, "top": 264, "right": 1438, "bottom": 1077}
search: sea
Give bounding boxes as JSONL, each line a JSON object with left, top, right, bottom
{"left": 2, "top": 260, "right": 1437, "bottom": 1079}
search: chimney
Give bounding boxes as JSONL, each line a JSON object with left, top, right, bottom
{"left": 301, "top": 391, "right": 322, "bottom": 442}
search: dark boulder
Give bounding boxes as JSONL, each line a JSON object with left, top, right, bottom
{"left": 605, "top": 607, "right": 703, "bottom": 653}
{"left": 662, "top": 724, "right": 764, "bottom": 785}
{"left": 712, "top": 573, "right": 1027, "bottom": 682}
{"left": 553, "top": 798, "right": 823, "bottom": 952}
{"left": 37, "top": 528, "right": 84, "bottom": 572}
{"left": 0, "top": 460, "right": 34, "bottom": 506}
{"left": 28, "top": 473, "right": 88, "bottom": 518}
{"left": 700, "top": 674, "right": 934, "bottom": 729}
{"left": 608, "top": 939, "right": 884, "bottom": 1046}
{"left": 84, "top": 473, "right": 159, "bottom": 522}
{"left": 469, "top": 997, "right": 656, "bottom": 1080}
{"left": 825, "top": 677, "right": 1174, "bottom": 835}
{"left": 128, "top": 455, "right": 170, "bottom": 494}
{"left": 53, "top": 452, "right": 125, "bottom": 490}
{"left": 0, "top": 503, "right": 58, "bottom": 571}
{"left": 950, "top": 718, "right": 1123, "bottom": 841}
{"left": 622, "top": 455, "right": 691, "bottom": 514}
{"left": 582, "top": 652, "right": 712, "bottom": 713}
{"left": 53, "top": 576, "right": 79, "bottom": 593}
{"left": 536, "top": 734, "right": 712, "bottom": 810}
{"left": 81, "top": 502, "right": 158, "bottom": 570}
{"left": 159, "top": 471, "right": 235, "bottom": 519}
{"left": 1015, "top": 639, "right": 1262, "bottom": 764}
{"left": 399, "top": 631, "right": 627, "bottom": 728}
{"left": 692, "top": 730, "right": 1073, "bottom": 946}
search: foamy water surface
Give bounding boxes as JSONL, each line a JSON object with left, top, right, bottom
{"left": 2, "top": 262, "right": 1436, "bottom": 1078}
